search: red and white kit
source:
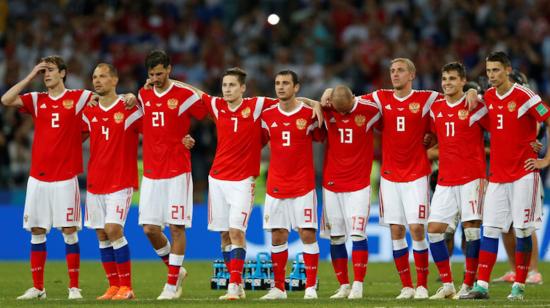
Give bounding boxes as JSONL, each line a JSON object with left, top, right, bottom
{"left": 138, "top": 82, "right": 206, "bottom": 228}
{"left": 20, "top": 89, "right": 92, "bottom": 231}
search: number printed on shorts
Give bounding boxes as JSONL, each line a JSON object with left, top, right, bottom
{"left": 66, "top": 207, "right": 74, "bottom": 222}
{"left": 171, "top": 205, "right": 185, "bottom": 219}
{"left": 304, "top": 208, "right": 313, "bottom": 223}
{"left": 352, "top": 216, "right": 366, "bottom": 231}
{"left": 241, "top": 211, "right": 249, "bottom": 226}
{"left": 469, "top": 200, "right": 478, "bottom": 215}
{"left": 116, "top": 205, "right": 125, "bottom": 220}
{"left": 418, "top": 204, "right": 427, "bottom": 219}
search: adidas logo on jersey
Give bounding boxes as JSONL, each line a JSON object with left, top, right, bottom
{"left": 385, "top": 105, "right": 392, "bottom": 110}
{"left": 271, "top": 122, "right": 278, "bottom": 128}
{"left": 437, "top": 112, "right": 443, "bottom": 118}
{"left": 92, "top": 117, "right": 98, "bottom": 122}
{"left": 40, "top": 104, "right": 47, "bottom": 109}
{"left": 489, "top": 104, "right": 493, "bottom": 109}
{"left": 145, "top": 101, "right": 151, "bottom": 106}
{"left": 329, "top": 117, "right": 336, "bottom": 123}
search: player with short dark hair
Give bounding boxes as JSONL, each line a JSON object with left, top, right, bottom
{"left": 2, "top": 55, "right": 93, "bottom": 300}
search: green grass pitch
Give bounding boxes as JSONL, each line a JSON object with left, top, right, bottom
{"left": 0, "top": 261, "right": 548, "bottom": 307}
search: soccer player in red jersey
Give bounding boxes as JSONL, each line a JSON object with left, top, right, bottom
{"left": 319, "top": 86, "right": 380, "bottom": 299}
{"left": 137, "top": 50, "right": 206, "bottom": 300}
{"left": 426, "top": 62, "right": 487, "bottom": 299}
{"left": 2, "top": 56, "right": 92, "bottom": 300}
{"left": 460, "top": 52, "right": 550, "bottom": 300}
{"left": 259, "top": 70, "right": 324, "bottom": 300}
{"left": 173, "top": 68, "right": 278, "bottom": 300}
{"left": 82, "top": 63, "right": 141, "bottom": 300}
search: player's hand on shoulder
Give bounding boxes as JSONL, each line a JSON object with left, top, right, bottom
{"left": 88, "top": 93, "right": 99, "bottom": 107}
{"left": 122, "top": 93, "right": 137, "bottom": 109}
{"left": 320, "top": 88, "right": 333, "bottom": 108}
{"left": 182, "top": 134, "right": 195, "bottom": 149}
{"left": 465, "top": 89, "right": 479, "bottom": 111}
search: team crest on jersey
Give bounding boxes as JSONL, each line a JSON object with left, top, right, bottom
{"left": 296, "top": 118, "right": 307, "bottom": 130}
{"left": 241, "top": 107, "right": 251, "bottom": 118}
{"left": 113, "top": 112, "right": 124, "bottom": 124}
{"left": 458, "top": 109, "right": 469, "bottom": 120}
{"left": 167, "top": 98, "right": 178, "bottom": 109}
{"left": 62, "top": 100, "right": 74, "bottom": 109}
{"left": 409, "top": 102, "right": 420, "bottom": 113}
{"left": 508, "top": 101, "right": 517, "bottom": 112}
{"left": 355, "top": 114, "right": 366, "bottom": 127}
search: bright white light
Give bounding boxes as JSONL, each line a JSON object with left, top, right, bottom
{"left": 267, "top": 14, "right": 280, "bottom": 25}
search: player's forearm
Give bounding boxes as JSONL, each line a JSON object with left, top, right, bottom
{"left": 297, "top": 97, "right": 319, "bottom": 107}
{"left": 1, "top": 76, "right": 32, "bottom": 107}
{"left": 170, "top": 79, "right": 205, "bottom": 96}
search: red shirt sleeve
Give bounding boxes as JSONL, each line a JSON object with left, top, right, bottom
{"left": 529, "top": 101, "right": 550, "bottom": 122}
{"left": 18, "top": 92, "right": 36, "bottom": 115}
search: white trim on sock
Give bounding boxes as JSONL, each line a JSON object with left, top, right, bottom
{"left": 464, "top": 228, "right": 481, "bottom": 241}
{"left": 303, "top": 242, "right": 320, "bottom": 254}
{"left": 155, "top": 242, "right": 171, "bottom": 257}
{"left": 99, "top": 240, "right": 112, "bottom": 249}
{"left": 111, "top": 237, "right": 128, "bottom": 249}
{"left": 31, "top": 234, "right": 46, "bottom": 244}
{"left": 392, "top": 238, "right": 408, "bottom": 250}
{"left": 169, "top": 253, "right": 184, "bottom": 266}
{"left": 427, "top": 233, "right": 445, "bottom": 243}
{"left": 62, "top": 232, "right": 78, "bottom": 245}
{"left": 412, "top": 240, "right": 428, "bottom": 251}
{"left": 271, "top": 243, "right": 288, "bottom": 253}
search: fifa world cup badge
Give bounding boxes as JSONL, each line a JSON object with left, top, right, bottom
{"left": 409, "top": 102, "right": 420, "bottom": 113}
{"left": 458, "top": 109, "right": 469, "bottom": 120}
{"left": 241, "top": 107, "right": 251, "bottom": 118}
{"left": 113, "top": 112, "right": 124, "bottom": 124}
{"left": 355, "top": 114, "right": 366, "bottom": 127}
{"left": 508, "top": 101, "right": 516, "bottom": 112}
{"left": 63, "top": 100, "right": 74, "bottom": 109}
{"left": 296, "top": 118, "right": 307, "bottom": 130}
{"left": 167, "top": 98, "right": 178, "bottom": 109}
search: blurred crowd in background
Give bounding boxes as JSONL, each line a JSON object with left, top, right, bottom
{"left": 1, "top": 0, "right": 550, "bottom": 200}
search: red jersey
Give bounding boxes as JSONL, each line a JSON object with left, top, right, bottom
{"left": 82, "top": 98, "right": 142, "bottom": 194}
{"left": 138, "top": 82, "right": 206, "bottom": 179}
{"left": 202, "top": 94, "right": 278, "bottom": 180}
{"left": 368, "top": 89, "right": 441, "bottom": 182}
{"left": 484, "top": 83, "right": 550, "bottom": 182}
{"left": 19, "top": 89, "right": 92, "bottom": 181}
{"left": 430, "top": 96, "right": 488, "bottom": 186}
{"left": 261, "top": 103, "right": 324, "bottom": 198}
{"left": 322, "top": 97, "right": 380, "bottom": 192}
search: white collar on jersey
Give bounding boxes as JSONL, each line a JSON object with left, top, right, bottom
{"left": 277, "top": 101, "right": 304, "bottom": 116}
{"left": 495, "top": 83, "right": 516, "bottom": 100}
{"left": 153, "top": 81, "right": 175, "bottom": 98}
{"left": 392, "top": 89, "right": 414, "bottom": 102}
{"left": 98, "top": 96, "right": 123, "bottom": 112}
{"left": 48, "top": 89, "right": 68, "bottom": 101}
{"left": 445, "top": 94, "right": 466, "bottom": 108}
{"left": 347, "top": 97, "right": 359, "bottom": 114}
{"left": 227, "top": 99, "right": 244, "bottom": 112}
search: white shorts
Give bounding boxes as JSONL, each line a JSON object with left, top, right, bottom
{"left": 379, "top": 176, "right": 429, "bottom": 226}
{"left": 23, "top": 176, "right": 82, "bottom": 232}
{"left": 207, "top": 176, "right": 255, "bottom": 232}
{"left": 320, "top": 186, "right": 370, "bottom": 239}
{"left": 138, "top": 173, "right": 193, "bottom": 228}
{"left": 85, "top": 188, "right": 133, "bottom": 229}
{"left": 483, "top": 172, "right": 542, "bottom": 231}
{"left": 263, "top": 190, "right": 318, "bottom": 231}
{"left": 429, "top": 178, "right": 484, "bottom": 226}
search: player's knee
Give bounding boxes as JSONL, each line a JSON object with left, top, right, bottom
{"left": 62, "top": 226, "right": 77, "bottom": 234}
{"left": 31, "top": 227, "right": 46, "bottom": 235}
{"left": 330, "top": 236, "right": 346, "bottom": 245}
{"left": 105, "top": 224, "right": 123, "bottom": 240}
{"left": 514, "top": 227, "right": 534, "bottom": 238}
{"left": 483, "top": 226, "right": 501, "bottom": 239}
{"left": 390, "top": 225, "right": 406, "bottom": 238}
{"left": 169, "top": 224, "right": 186, "bottom": 237}
{"left": 142, "top": 225, "right": 159, "bottom": 237}
{"left": 409, "top": 224, "right": 425, "bottom": 240}
{"left": 427, "top": 223, "right": 446, "bottom": 234}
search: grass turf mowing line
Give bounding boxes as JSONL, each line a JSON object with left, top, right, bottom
{"left": 0, "top": 261, "right": 548, "bottom": 307}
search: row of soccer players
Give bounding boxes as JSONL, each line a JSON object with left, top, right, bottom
{"left": 2, "top": 49, "right": 548, "bottom": 301}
